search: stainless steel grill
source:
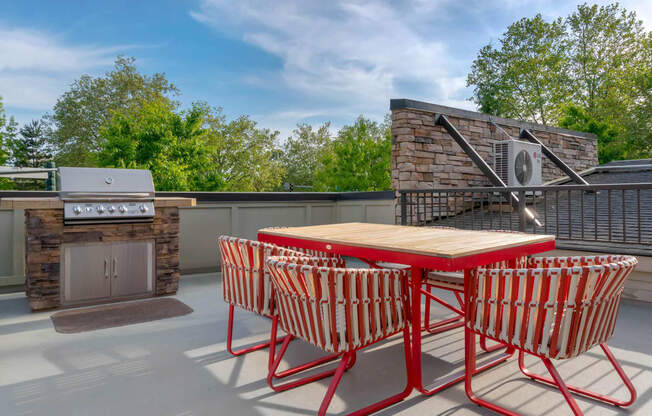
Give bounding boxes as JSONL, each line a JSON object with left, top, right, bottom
{"left": 59, "top": 167, "right": 155, "bottom": 225}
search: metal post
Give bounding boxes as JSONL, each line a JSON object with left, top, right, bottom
{"left": 400, "top": 192, "right": 407, "bottom": 225}
{"left": 45, "top": 161, "right": 56, "bottom": 191}
{"left": 435, "top": 114, "right": 507, "bottom": 188}
{"left": 518, "top": 190, "right": 526, "bottom": 232}
{"left": 520, "top": 129, "right": 589, "bottom": 185}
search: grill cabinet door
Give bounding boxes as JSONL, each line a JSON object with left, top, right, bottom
{"left": 110, "top": 241, "right": 154, "bottom": 297}
{"left": 62, "top": 244, "right": 112, "bottom": 303}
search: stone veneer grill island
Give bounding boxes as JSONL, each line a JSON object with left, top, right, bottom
{"left": 390, "top": 99, "right": 599, "bottom": 222}
{"left": 1, "top": 197, "right": 194, "bottom": 311}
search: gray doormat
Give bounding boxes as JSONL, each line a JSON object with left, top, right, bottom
{"left": 51, "top": 298, "right": 193, "bottom": 334}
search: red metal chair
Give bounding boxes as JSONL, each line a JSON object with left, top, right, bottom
{"left": 464, "top": 255, "right": 638, "bottom": 415}
{"left": 423, "top": 227, "right": 528, "bottom": 336}
{"left": 218, "top": 236, "right": 343, "bottom": 358}
{"left": 265, "top": 255, "right": 412, "bottom": 416}
{"left": 370, "top": 227, "right": 527, "bottom": 353}
{"left": 424, "top": 256, "right": 528, "bottom": 355}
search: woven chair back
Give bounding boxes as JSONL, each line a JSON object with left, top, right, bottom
{"left": 266, "top": 256, "right": 408, "bottom": 353}
{"left": 467, "top": 255, "right": 638, "bottom": 359}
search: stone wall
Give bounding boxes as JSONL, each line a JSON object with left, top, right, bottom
{"left": 25, "top": 207, "right": 180, "bottom": 311}
{"left": 25, "top": 209, "right": 63, "bottom": 310}
{"left": 391, "top": 99, "right": 599, "bottom": 221}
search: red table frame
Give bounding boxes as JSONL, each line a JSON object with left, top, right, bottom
{"left": 258, "top": 230, "right": 555, "bottom": 397}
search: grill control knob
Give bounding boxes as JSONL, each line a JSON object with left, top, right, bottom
{"left": 96, "top": 205, "right": 105, "bottom": 213}
{"left": 85, "top": 207, "right": 93, "bottom": 213}
{"left": 139, "top": 204, "right": 148, "bottom": 213}
{"left": 73, "top": 205, "right": 82, "bottom": 214}
{"left": 107, "top": 205, "right": 116, "bottom": 213}
{"left": 119, "top": 204, "right": 127, "bottom": 213}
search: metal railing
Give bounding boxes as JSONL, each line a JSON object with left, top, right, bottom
{"left": 399, "top": 184, "right": 652, "bottom": 252}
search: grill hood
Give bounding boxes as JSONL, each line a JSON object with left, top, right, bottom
{"left": 59, "top": 167, "right": 155, "bottom": 200}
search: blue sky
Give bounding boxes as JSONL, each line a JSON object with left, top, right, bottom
{"left": 1, "top": 0, "right": 650, "bottom": 139}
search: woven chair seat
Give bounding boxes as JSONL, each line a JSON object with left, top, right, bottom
{"left": 423, "top": 256, "right": 528, "bottom": 292}
{"left": 426, "top": 271, "right": 464, "bottom": 290}
{"left": 375, "top": 262, "right": 410, "bottom": 270}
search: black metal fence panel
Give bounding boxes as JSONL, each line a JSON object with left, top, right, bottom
{"left": 399, "top": 184, "right": 652, "bottom": 247}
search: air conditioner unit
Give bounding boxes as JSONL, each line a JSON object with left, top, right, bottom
{"left": 493, "top": 139, "right": 542, "bottom": 186}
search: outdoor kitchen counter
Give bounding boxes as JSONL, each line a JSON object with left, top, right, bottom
{"left": 4, "top": 195, "right": 194, "bottom": 311}
{"left": 0, "top": 197, "right": 196, "bottom": 209}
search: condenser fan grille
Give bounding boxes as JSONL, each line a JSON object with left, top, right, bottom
{"left": 514, "top": 149, "right": 533, "bottom": 185}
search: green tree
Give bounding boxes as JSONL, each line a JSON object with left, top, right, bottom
{"left": 567, "top": 4, "right": 649, "bottom": 120}
{"left": 626, "top": 67, "right": 652, "bottom": 155}
{"left": 48, "top": 56, "right": 178, "bottom": 166}
{"left": 467, "top": 14, "right": 569, "bottom": 124}
{"left": 98, "top": 100, "right": 285, "bottom": 192}
{"left": 313, "top": 116, "right": 391, "bottom": 192}
{"left": 10, "top": 120, "right": 53, "bottom": 167}
{"left": 0, "top": 97, "right": 17, "bottom": 189}
{"left": 566, "top": 4, "right": 651, "bottom": 157}
{"left": 0, "top": 97, "right": 10, "bottom": 165}
{"left": 201, "top": 105, "right": 285, "bottom": 192}
{"left": 281, "top": 122, "right": 332, "bottom": 188}
{"left": 467, "top": 3, "right": 651, "bottom": 160}
{"left": 559, "top": 104, "right": 629, "bottom": 163}
{"left": 98, "top": 98, "right": 209, "bottom": 191}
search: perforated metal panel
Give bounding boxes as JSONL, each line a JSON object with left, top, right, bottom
{"left": 493, "top": 141, "right": 510, "bottom": 184}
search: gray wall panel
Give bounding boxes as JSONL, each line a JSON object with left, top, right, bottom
{"left": 0, "top": 210, "right": 13, "bottom": 276}
{"left": 179, "top": 206, "right": 231, "bottom": 272}
{"left": 1, "top": 198, "right": 394, "bottom": 281}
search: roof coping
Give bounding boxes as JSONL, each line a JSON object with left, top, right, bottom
{"left": 390, "top": 98, "right": 597, "bottom": 141}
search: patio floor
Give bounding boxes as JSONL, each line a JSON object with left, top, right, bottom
{"left": 1, "top": 271, "right": 651, "bottom": 416}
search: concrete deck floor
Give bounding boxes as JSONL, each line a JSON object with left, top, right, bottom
{"left": 1, "top": 272, "right": 651, "bottom": 416}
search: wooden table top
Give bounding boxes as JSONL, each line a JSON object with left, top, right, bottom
{"left": 0, "top": 197, "right": 196, "bottom": 209}
{"left": 259, "top": 222, "right": 555, "bottom": 259}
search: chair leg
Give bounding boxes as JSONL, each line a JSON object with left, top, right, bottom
{"left": 273, "top": 347, "right": 353, "bottom": 379}
{"left": 272, "top": 324, "right": 412, "bottom": 416}
{"left": 321, "top": 325, "right": 413, "bottom": 416}
{"left": 466, "top": 328, "right": 633, "bottom": 416}
{"left": 518, "top": 345, "right": 636, "bottom": 407}
{"left": 227, "top": 305, "right": 284, "bottom": 356}
{"left": 479, "top": 334, "right": 507, "bottom": 353}
{"left": 347, "top": 325, "right": 413, "bottom": 415}
{"left": 541, "top": 357, "right": 583, "bottom": 416}
{"left": 267, "top": 317, "right": 348, "bottom": 391}
{"left": 423, "top": 285, "right": 465, "bottom": 335}
{"left": 318, "top": 352, "right": 353, "bottom": 416}
{"left": 424, "top": 284, "right": 432, "bottom": 331}
{"left": 226, "top": 305, "right": 343, "bottom": 379}
{"left": 465, "top": 327, "right": 521, "bottom": 416}
{"left": 421, "top": 285, "right": 466, "bottom": 335}
{"left": 426, "top": 316, "right": 465, "bottom": 334}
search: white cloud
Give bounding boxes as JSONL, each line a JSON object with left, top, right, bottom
{"left": 0, "top": 28, "right": 123, "bottom": 73}
{"left": 0, "top": 27, "right": 132, "bottom": 113}
{"left": 0, "top": 74, "right": 63, "bottom": 110}
{"left": 190, "top": 0, "right": 466, "bottom": 121}
{"left": 621, "top": 0, "right": 652, "bottom": 29}
{"left": 252, "top": 107, "right": 347, "bottom": 141}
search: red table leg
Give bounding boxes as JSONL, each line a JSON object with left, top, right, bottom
{"left": 410, "top": 267, "right": 513, "bottom": 395}
{"left": 410, "top": 266, "right": 425, "bottom": 390}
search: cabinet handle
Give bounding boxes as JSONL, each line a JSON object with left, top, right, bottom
{"left": 113, "top": 258, "right": 118, "bottom": 278}
{"left": 104, "top": 258, "right": 109, "bottom": 279}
